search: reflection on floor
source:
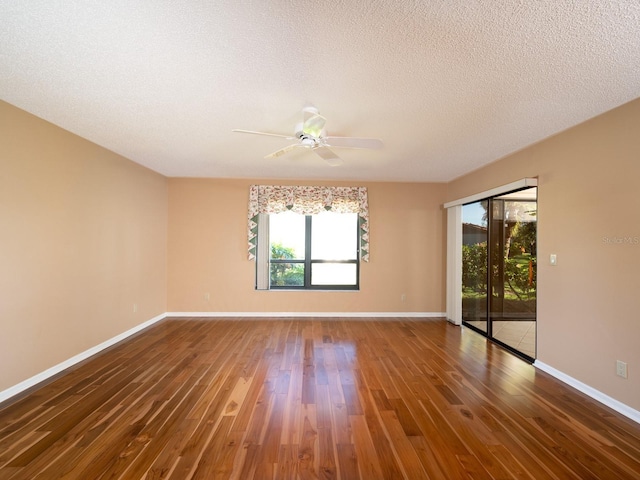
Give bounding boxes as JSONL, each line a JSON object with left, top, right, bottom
{"left": 465, "top": 320, "right": 536, "bottom": 359}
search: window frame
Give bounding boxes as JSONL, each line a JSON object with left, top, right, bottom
{"left": 266, "top": 214, "right": 360, "bottom": 291}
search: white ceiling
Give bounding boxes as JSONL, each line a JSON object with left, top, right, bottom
{"left": 2, "top": 1, "right": 639, "bottom": 182}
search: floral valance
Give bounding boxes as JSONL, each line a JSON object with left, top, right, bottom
{"left": 248, "top": 185, "right": 370, "bottom": 262}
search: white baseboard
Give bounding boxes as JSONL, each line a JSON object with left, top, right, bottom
{"left": 165, "top": 311, "right": 446, "bottom": 318}
{"left": 0, "top": 312, "right": 167, "bottom": 404}
{"left": 534, "top": 360, "right": 640, "bottom": 425}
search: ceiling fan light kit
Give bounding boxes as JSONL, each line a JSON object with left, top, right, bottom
{"left": 233, "top": 107, "right": 383, "bottom": 166}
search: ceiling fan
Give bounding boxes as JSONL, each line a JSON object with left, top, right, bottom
{"left": 232, "top": 106, "right": 383, "bottom": 166}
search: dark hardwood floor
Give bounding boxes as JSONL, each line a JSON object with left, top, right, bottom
{"left": 1, "top": 317, "right": 640, "bottom": 479}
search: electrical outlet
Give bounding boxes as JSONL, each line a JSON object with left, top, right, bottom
{"left": 616, "top": 360, "right": 628, "bottom": 379}
{"left": 204, "top": 292, "right": 210, "bottom": 301}
{"left": 133, "top": 303, "right": 138, "bottom": 313}
{"left": 401, "top": 293, "right": 406, "bottom": 302}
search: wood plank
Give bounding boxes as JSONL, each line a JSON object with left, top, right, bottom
{"left": 335, "top": 443, "right": 359, "bottom": 480}
{"left": 297, "top": 412, "right": 319, "bottom": 479}
{"left": 349, "top": 415, "right": 384, "bottom": 479}
{"left": 276, "top": 443, "right": 298, "bottom": 480}
{"left": 188, "top": 415, "right": 235, "bottom": 480}
{"left": 378, "top": 409, "right": 428, "bottom": 479}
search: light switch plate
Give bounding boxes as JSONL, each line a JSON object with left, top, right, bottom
{"left": 616, "top": 360, "right": 628, "bottom": 378}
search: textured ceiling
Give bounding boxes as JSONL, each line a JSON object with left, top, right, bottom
{"left": 2, "top": 1, "right": 639, "bottom": 182}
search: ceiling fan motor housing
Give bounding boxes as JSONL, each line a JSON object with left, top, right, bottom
{"left": 299, "top": 135, "right": 317, "bottom": 147}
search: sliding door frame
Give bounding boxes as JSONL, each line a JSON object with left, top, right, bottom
{"left": 445, "top": 178, "right": 538, "bottom": 328}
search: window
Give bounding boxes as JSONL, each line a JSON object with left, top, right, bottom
{"left": 248, "top": 185, "right": 369, "bottom": 290}
{"left": 265, "top": 211, "right": 359, "bottom": 290}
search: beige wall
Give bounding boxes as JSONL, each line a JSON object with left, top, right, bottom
{"left": 168, "top": 178, "right": 447, "bottom": 314}
{"left": 0, "top": 102, "right": 168, "bottom": 392}
{"left": 447, "top": 98, "right": 640, "bottom": 411}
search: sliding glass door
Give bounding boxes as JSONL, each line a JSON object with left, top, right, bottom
{"left": 462, "top": 188, "right": 537, "bottom": 360}
{"left": 462, "top": 200, "right": 488, "bottom": 333}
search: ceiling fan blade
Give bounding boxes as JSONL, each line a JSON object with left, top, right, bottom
{"left": 302, "top": 106, "right": 319, "bottom": 121}
{"left": 324, "top": 136, "right": 383, "bottom": 150}
{"left": 265, "top": 144, "right": 301, "bottom": 159}
{"left": 313, "top": 146, "right": 343, "bottom": 166}
{"left": 302, "top": 114, "right": 326, "bottom": 138}
{"left": 232, "top": 129, "right": 294, "bottom": 139}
